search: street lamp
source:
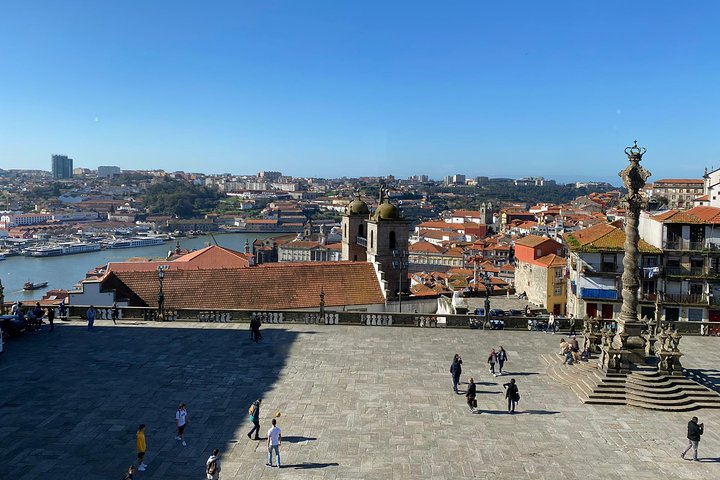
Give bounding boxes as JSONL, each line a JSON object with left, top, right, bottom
{"left": 157, "top": 265, "right": 168, "bottom": 321}
{"left": 483, "top": 272, "right": 493, "bottom": 327}
{"left": 0, "top": 279, "right": 5, "bottom": 315}
{"left": 392, "top": 250, "right": 409, "bottom": 313}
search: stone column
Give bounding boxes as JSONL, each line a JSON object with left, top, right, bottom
{"left": 613, "top": 141, "right": 651, "bottom": 355}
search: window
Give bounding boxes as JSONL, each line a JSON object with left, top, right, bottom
{"left": 554, "top": 285, "right": 562, "bottom": 296}
{"left": 601, "top": 254, "right": 616, "bottom": 272}
{"left": 642, "top": 256, "right": 658, "bottom": 267}
{"left": 358, "top": 224, "right": 364, "bottom": 238}
{"left": 370, "top": 231, "right": 374, "bottom": 249}
{"left": 389, "top": 231, "right": 396, "bottom": 250}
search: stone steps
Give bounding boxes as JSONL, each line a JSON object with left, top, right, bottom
{"left": 542, "top": 352, "right": 720, "bottom": 411}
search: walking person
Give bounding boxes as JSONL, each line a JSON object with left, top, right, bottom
{"left": 111, "top": 302, "right": 119, "bottom": 325}
{"left": 247, "top": 399, "right": 262, "bottom": 440}
{"left": 681, "top": 416, "right": 704, "bottom": 461}
{"left": 58, "top": 301, "right": 66, "bottom": 320}
{"left": 496, "top": 346, "right": 508, "bottom": 375}
{"left": 568, "top": 314, "right": 577, "bottom": 336}
{"left": 86, "top": 305, "right": 96, "bottom": 331}
{"left": 450, "top": 354, "right": 462, "bottom": 394}
{"left": 206, "top": 448, "right": 221, "bottom": 479}
{"left": 136, "top": 424, "right": 148, "bottom": 471}
{"left": 487, "top": 348, "right": 497, "bottom": 376}
{"left": 503, "top": 378, "right": 520, "bottom": 413}
{"left": 175, "top": 403, "right": 189, "bottom": 446}
{"left": 249, "top": 316, "right": 256, "bottom": 341}
{"left": 266, "top": 418, "right": 282, "bottom": 468}
{"left": 466, "top": 377, "right": 477, "bottom": 413}
{"left": 547, "top": 313, "right": 555, "bottom": 334}
{"left": 252, "top": 317, "right": 262, "bottom": 343}
{"left": 47, "top": 306, "right": 55, "bottom": 332}
{"left": 33, "top": 302, "right": 44, "bottom": 330}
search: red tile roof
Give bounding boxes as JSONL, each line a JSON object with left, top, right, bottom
{"left": 106, "top": 262, "right": 385, "bottom": 310}
{"left": 106, "top": 245, "right": 252, "bottom": 272}
{"left": 654, "top": 179, "right": 703, "bottom": 185}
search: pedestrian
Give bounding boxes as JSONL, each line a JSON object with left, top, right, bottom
{"left": 58, "top": 301, "right": 66, "bottom": 320}
{"left": 681, "top": 416, "right": 704, "bottom": 461}
{"left": 496, "top": 346, "right": 508, "bottom": 375}
{"left": 136, "top": 424, "right": 148, "bottom": 471}
{"left": 33, "top": 302, "right": 44, "bottom": 329}
{"left": 11, "top": 301, "right": 20, "bottom": 316}
{"left": 569, "top": 314, "right": 577, "bottom": 336}
{"left": 503, "top": 378, "right": 520, "bottom": 413}
{"left": 247, "top": 399, "right": 262, "bottom": 440}
{"left": 111, "top": 302, "right": 119, "bottom": 325}
{"left": 122, "top": 465, "right": 136, "bottom": 480}
{"left": 466, "top": 377, "right": 477, "bottom": 413}
{"left": 206, "top": 448, "right": 221, "bottom": 479}
{"left": 450, "top": 354, "right": 462, "bottom": 394}
{"left": 175, "top": 403, "right": 188, "bottom": 446}
{"left": 252, "top": 317, "right": 262, "bottom": 343}
{"left": 487, "top": 348, "right": 497, "bottom": 376}
{"left": 547, "top": 313, "right": 555, "bottom": 334}
{"left": 266, "top": 418, "right": 282, "bottom": 468}
{"left": 47, "top": 306, "right": 55, "bottom": 332}
{"left": 86, "top": 305, "right": 96, "bottom": 331}
{"left": 249, "top": 316, "right": 256, "bottom": 341}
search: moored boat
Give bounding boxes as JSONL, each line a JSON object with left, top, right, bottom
{"left": 23, "top": 281, "right": 49, "bottom": 290}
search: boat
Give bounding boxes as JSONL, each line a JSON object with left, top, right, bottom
{"left": 23, "top": 242, "right": 102, "bottom": 257}
{"left": 104, "top": 236, "right": 166, "bottom": 249}
{"left": 0, "top": 253, "right": 5, "bottom": 261}
{"left": 24, "top": 281, "right": 49, "bottom": 290}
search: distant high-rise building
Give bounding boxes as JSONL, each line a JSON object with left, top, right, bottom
{"left": 258, "top": 171, "right": 282, "bottom": 182}
{"left": 444, "top": 174, "right": 465, "bottom": 186}
{"left": 52, "top": 154, "right": 73, "bottom": 179}
{"left": 408, "top": 175, "right": 429, "bottom": 183}
{"left": 97, "top": 166, "right": 121, "bottom": 178}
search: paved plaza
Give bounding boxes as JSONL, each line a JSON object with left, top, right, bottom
{"left": 1, "top": 320, "right": 719, "bottom": 479}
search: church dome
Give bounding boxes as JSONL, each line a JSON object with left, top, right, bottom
{"left": 347, "top": 198, "right": 370, "bottom": 215}
{"left": 374, "top": 201, "right": 401, "bottom": 220}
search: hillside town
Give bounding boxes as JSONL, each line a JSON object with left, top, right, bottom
{"left": 3, "top": 159, "right": 720, "bottom": 326}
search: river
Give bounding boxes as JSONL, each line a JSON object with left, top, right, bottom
{"left": 0, "top": 233, "right": 275, "bottom": 302}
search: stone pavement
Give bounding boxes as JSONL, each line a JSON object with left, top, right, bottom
{"left": 1, "top": 320, "right": 719, "bottom": 479}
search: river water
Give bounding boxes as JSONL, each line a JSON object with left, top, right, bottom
{"left": 0, "top": 233, "right": 274, "bottom": 302}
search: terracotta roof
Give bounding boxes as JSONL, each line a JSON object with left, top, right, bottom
{"left": 410, "top": 284, "right": 439, "bottom": 297}
{"left": 564, "top": 223, "right": 661, "bottom": 253}
{"left": 106, "top": 245, "right": 252, "bottom": 273}
{"left": 451, "top": 210, "right": 483, "bottom": 218}
{"left": 106, "top": 262, "right": 385, "bottom": 310}
{"left": 685, "top": 206, "right": 720, "bottom": 223}
{"left": 650, "top": 209, "right": 714, "bottom": 224}
{"left": 409, "top": 241, "right": 445, "bottom": 253}
{"left": 245, "top": 219, "right": 278, "bottom": 224}
{"left": 514, "top": 235, "right": 553, "bottom": 248}
{"left": 534, "top": 253, "right": 566, "bottom": 268}
{"left": 654, "top": 179, "right": 703, "bottom": 185}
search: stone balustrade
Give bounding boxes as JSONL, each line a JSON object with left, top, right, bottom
{"left": 26, "top": 304, "right": 720, "bottom": 335}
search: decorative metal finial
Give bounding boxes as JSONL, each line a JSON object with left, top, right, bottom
{"left": 624, "top": 140, "right": 647, "bottom": 161}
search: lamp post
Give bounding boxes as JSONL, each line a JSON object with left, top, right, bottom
{"left": 483, "top": 272, "right": 493, "bottom": 327}
{"left": 157, "top": 265, "right": 168, "bottom": 321}
{"left": 0, "top": 279, "right": 5, "bottom": 315}
{"left": 319, "top": 287, "right": 325, "bottom": 322}
{"left": 392, "top": 250, "right": 409, "bottom": 313}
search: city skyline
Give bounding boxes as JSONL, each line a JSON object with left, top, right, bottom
{"left": 1, "top": 1, "right": 719, "bottom": 181}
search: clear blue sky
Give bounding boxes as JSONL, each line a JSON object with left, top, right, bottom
{"left": 1, "top": 1, "right": 719, "bottom": 184}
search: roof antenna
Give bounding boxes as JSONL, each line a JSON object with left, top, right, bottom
{"left": 209, "top": 232, "right": 219, "bottom": 246}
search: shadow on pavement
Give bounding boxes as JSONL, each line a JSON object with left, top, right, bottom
{"left": 283, "top": 436, "right": 317, "bottom": 443}
{"left": 288, "top": 462, "right": 339, "bottom": 469}
{"left": 0, "top": 323, "right": 303, "bottom": 480}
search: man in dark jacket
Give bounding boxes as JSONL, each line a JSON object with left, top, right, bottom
{"left": 503, "top": 378, "right": 519, "bottom": 413}
{"left": 681, "top": 416, "right": 704, "bottom": 460}
{"left": 466, "top": 378, "right": 477, "bottom": 413}
{"left": 450, "top": 354, "right": 462, "bottom": 394}
{"left": 247, "top": 399, "right": 262, "bottom": 440}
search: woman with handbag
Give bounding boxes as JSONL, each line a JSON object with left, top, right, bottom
{"left": 466, "top": 377, "right": 477, "bottom": 413}
{"left": 503, "top": 378, "right": 519, "bottom": 413}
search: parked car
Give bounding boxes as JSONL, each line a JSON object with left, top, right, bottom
{"left": 506, "top": 309, "right": 523, "bottom": 316}
{"left": 0, "top": 314, "right": 28, "bottom": 338}
{"left": 489, "top": 309, "right": 505, "bottom": 317}
{"left": 474, "top": 308, "right": 485, "bottom": 316}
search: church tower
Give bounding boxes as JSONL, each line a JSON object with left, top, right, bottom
{"left": 366, "top": 188, "right": 410, "bottom": 299}
{"left": 341, "top": 195, "right": 369, "bottom": 262}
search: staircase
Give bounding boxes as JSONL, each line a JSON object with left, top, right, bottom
{"left": 542, "top": 354, "right": 720, "bottom": 411}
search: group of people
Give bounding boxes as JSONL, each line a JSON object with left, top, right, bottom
{"left": 123, "top": 403, "right": 227, "bottom": 479}
{"left": 11, "top": 301, "right": 58, "bottom": 332}
{"left": 249, "top": 316, "right": 263, "bottom": 343}
{"left": 559, "top": 336, "right": 590, "bottom": 365}
{"left": 451, "top": 352, "right": 521, "bottom": 414}
{"left": 246, "top": 398, "right": 283, "bottom": 468}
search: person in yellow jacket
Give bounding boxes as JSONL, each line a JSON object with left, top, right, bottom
{"left": 136, "top": 424, "right": 148, "bottom": 471}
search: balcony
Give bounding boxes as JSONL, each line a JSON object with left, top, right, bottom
{"left": 661, "top": 293, "right": 709, "bottom": 305}
{"left": 664, "top": 266, "right": 705, "bottom": 277}
{"left": 579, "top": 288, "right": 618, "bottom": 300}
{"left": 356, "top": 236, "right": 367, "bottom": 247}
{"left": 663, "top": 239, "right": 720, "bottom": 251}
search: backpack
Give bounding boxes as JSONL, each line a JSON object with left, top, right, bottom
{"left": 207, "top": 459, "right": 217, "bottom": 475}
{"left": 248, "top": 403, "right": 256, "bottom": 416}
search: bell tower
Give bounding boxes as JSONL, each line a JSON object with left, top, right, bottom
{"left": 341, "top": 193, "right": 369, "bottom": 262}
{"left": 366, "top": 187, "right": 410, "bottom": 299}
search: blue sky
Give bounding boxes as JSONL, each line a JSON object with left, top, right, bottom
{"left": 1, "top": 1, "right": 719, "bottom": 184}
